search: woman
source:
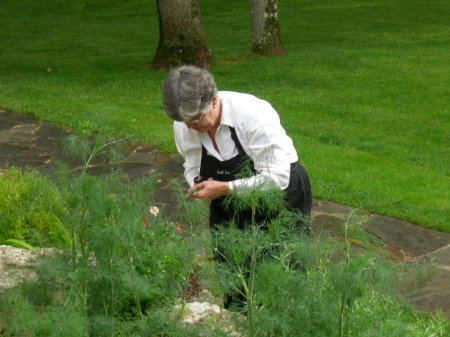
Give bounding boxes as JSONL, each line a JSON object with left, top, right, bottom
{"left": 162, "top": 65, "right": 311, "bottom": 228}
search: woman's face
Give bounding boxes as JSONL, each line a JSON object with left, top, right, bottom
{"left": 184, "top": 96, "right": 219, "bottom": 133}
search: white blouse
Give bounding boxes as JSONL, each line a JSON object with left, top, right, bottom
{"left": 173, "top": 91, "right": 298, "bottom": 190}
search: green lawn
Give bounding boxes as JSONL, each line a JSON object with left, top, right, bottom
{"left": 0, "top": 0, "right": 449, "bottom": 231}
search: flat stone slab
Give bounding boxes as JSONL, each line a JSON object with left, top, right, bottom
{"left": 311, "top": 199, "right": 450, "bottom": 317}
{"left": 364, "top": 215, "right": 450, "bottom": 258}
{"left": 420, "top": 245, "right": 450, "bottom": 270}
{"left": 312, "top": 199, "right": 355, "bottom": 216}
{"left": 0, "top": 108, "right": 186, "bottom": 214}
{"left": 405, "top": 266, "right": 450, "bottom": 318}
{"left": 0, "top": 110, "right": 76, "bottom": 169}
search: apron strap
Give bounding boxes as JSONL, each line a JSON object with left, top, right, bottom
{"left": 229, "top": 127, "right": 246, "bottom": 155}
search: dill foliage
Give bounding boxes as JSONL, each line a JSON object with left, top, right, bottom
{"left": 0, "top": 136, "right": 206, "bottom": 337}
{"left": 0, "top": 166, "right": 70, "bottom": 248}
{"left": 1, "top": 135, "right": 448, "bottom": 336}
{"left": 212, "top": 180, "right": 449, "bottom": 337}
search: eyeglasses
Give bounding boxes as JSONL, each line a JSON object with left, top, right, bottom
{"left": 186, "top": 112, "right": 205, "bottom": 124}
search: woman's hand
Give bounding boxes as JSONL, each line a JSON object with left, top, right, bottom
{"left": 190, "top": 178, "right": 229, "bottom": 200}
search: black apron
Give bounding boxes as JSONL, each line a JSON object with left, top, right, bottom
{"left": 199, "top": 127, "right": 311, "bottom": 229}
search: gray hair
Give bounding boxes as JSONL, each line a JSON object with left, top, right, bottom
{"left": 162, "top": 65, "right": 218, "bottom": 122}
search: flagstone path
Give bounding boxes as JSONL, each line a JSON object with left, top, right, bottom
{"left": 1, "top": 108, "right": 449, "bottom": 318}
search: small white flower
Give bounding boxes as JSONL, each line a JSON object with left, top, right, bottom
{"left": 149, "top": 206, "right": 159, "bottom": 217}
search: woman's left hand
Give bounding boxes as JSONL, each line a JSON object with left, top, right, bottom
{"left": 190, "top": 178, "right": 229, "bottom": 200}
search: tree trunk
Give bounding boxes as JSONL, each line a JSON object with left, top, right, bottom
{"left": 249, "top": 0, "right": 286, "bottom": 56}
{"left": 152, "top": 0, "right": 213, "bottom": 69}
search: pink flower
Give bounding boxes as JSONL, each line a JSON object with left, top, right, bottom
{"left": 149, "top": 206, "right": 159, "bottom": 217}
{"left": 175, "top": 221, "right": 183, "bottom": 235}
{"left": 142, "top": 215, "right": 149, "bottom": 228}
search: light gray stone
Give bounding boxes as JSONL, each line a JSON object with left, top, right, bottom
{"left": 173, "top": 298, "right": 243, "bottom": 336}
{"left": 0, "top": 245, "right": 59, "bottom": 290}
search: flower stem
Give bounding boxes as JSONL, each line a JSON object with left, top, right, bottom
{"left": 247, "top": 204, "right": 257, "bottom": 337}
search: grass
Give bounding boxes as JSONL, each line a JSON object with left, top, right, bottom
{"left": 0, "top": 0, "right": 449, "bottom": 231}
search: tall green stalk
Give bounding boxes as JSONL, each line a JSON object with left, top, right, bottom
{"left": 82, "top": 137, "right": 127, "bottom": 173}
{"left": 338, "top": 210, "right": 354, "bottom": 337}
{"left": 246, "top": 204, "right": 257, "bottom": 337}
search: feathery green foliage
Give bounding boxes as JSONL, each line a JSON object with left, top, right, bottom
{"left": 212, "top": 184, "right": 449, "bottom": 336}
{"left": 0, "top": 137, "right": 206, "bottom": 336}
{"left": 1, "top": 136, "right": 448, "bottom": 335}
{"left": 0, "top": 167, "right": 70, "bottom": 248}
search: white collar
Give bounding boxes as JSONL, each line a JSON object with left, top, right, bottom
{"left": 218, "top": 92, "right": 234, "bottom": 128}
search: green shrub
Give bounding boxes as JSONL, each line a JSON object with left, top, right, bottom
{"left": 0, "top": 168, "right": 205, "bottom": 336}
{"left": 1, "top": 134, "right": 448, "bottom": 336}
{"left": 0, "top": 136, "right": 214, "bottom": 336}
{"left": 211, "top": 185, "right": 449, "bottom": 337}
{"left": 0, "top": 167, "right": 70, "bottom": 248}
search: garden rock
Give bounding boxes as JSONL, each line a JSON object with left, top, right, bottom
{"left": 174, "top": 301, "right": 221, "bottom": 324}
{"left": 174, "top": 294, "right": 243, "bottom": 336}
{"left": 0, "top": 245, "right": 58, "bottom": 290}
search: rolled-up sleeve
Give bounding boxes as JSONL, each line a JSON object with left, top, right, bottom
{"left": 232, "top": 99, "right": 297, "bottom": 190}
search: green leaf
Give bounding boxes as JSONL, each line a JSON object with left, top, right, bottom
{"left": 6, "top": 239, "right": 39, "bottom": 250}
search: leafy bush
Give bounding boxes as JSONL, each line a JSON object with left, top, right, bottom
{"left": 0, "top": 167, "right": 70, "bottom": 248}
{"left": 1, "top": 135, "right": 448, "bottom": 336}
{"left": 0, "top": 168, "right": 205, "bottom": 336}
{"left": 211, "top": 184, "right": 449, "bottom": 337}
{"left": 0, "top": 135, "right": 214, "bottom": 336}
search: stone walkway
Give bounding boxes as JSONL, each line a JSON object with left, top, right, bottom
{"left": 1, "top": 108, "right": 449, "bottom": 318}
